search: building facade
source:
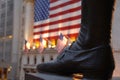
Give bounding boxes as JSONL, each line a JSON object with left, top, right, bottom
{"left": 0, "top": 0, "right": 24, "bottom": 80}
{"left": 0, "top": 0, "right": 13, "bottom": 64}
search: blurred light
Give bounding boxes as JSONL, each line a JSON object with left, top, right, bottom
{"left": 35, "top": 42, "right": 40, "bottom": 48}
{"left": 32, "top": 43, "right": 36, "bottom": 49}
{"left": 51, "top": 39, "right": 56, "bottom": 48}
{"left": 73, "top": 73, "right": 83, "bottom": 80}
{"left": 32, "top": 45, "right": 36, "bottom": 50}
{"left": 2, "top": 37, "right": 5, "bottom": 40}
{"left": 68, "top": 43, "right": 71, "bottom": 46}
{"left": 48, "top": 45, "right": 51, "bottom": 48}
{"left": 71, "top": 37, "right": 76, "bottom": 42}
{"left": 8, "top": 35, "right": 13, "bottom": 39}
{"left": 26, "top": 42, "right": 30, "bottom": 49}
{"left": 8, "top": 66, "right": 12, "bottom": 72}
{"left": 42, "top": 39, "right": 47, "bottom": 47}
{"left": 51, "top": 45, "right": 56, "bottom": 48}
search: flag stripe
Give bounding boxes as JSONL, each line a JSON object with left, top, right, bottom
{"left": 34, "top": 19, "right": 81, "bottom": 33}
{"left": 50, "top": 0, "right": 81, "bottom": 11}
{"left": 34, "top": 10, "right": 81, "bottom": 26}
{"left": 50, "top": 0, "right": 70, "bottom": 8}
{"left": 51, "top": 6, "right": 81, "bottom": 19}
{"left": 50, "top": 0, "right": 81, "bottom": 15}
{"left": 50, "top": 0, "right": 58, "bottom": 3}
{"left": 34, "top": 15, "right": 81, "bottom": 28}
{"left": 33, "top": 0, "right": 81, "bottom": 41}
{"left": 33, "top": 28, "right": 80, "bottom": 39}
{"left": 34, "top": 24, "right": 80, "bottom": 35}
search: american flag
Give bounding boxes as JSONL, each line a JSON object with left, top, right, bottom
{"left": 56, "top": 33, "right": 68, "bottom": 53}
{"left": 38, "top": 36, "right": 45, "bottom": 53}
{"left": 33, "top": 0, "right": 81, "bottom": 41}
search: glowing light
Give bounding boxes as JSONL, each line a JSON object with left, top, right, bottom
{"left": 8, "top": 35, "right": 13, "bottom": 39}
{"left": 26, "top": 42, "right": 30, "bottom": 49}
{"left": 42, "top": 39, "right": 47, "bottom": 47}
{"left": 51, "top": 45, "right": 56, "bottom": 48}
{"left": 68, "top": 43, "right": 71, "bottom": 46}
{"left": 71, "top": 37, "right": 76, "bottom": 41}
{"left": 8, "top": 66, "right": 12, "bottom": 72}
{"left": 35, "top": 42, "right": 40, "bottom": 48}
{"left": 73, "top": 73, "right": 83, "bottom": 80}
{"left": 51, "top": 39, "right": 56, "bottom": 47}
{"left": 32, "top": 45, "right": 36, "bottom": 50}
{"left": 48, "top": 45, "right": 51, "bottom": 48}
{"left": 32, "top": 43, "right": 36, "bottom": 49}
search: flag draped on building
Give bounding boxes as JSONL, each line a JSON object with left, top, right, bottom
{"left": 56, "top": 33, "right": 68, "bottom": 53}
{"left": 33, "top": 0, "right": 81, "bottom": 41}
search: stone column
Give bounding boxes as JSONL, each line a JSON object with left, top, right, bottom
{"left": 112, "top": 0, "right": 120, "bottom": 51}
{"left": 24, "top": 0, "right": 34, "bottom": 46}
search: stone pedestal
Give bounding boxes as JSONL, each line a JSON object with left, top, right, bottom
{"left": 25, "top": 73, "right": 72, "bottom": 80}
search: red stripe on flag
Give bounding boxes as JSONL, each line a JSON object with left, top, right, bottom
{"left": 50, "top": 0, "right": 58, "bottom": 3}
{"left": 50, "top": 0, "right": 81, "bottom": 10}
{"left": 50, "top": 6, "right": 81, "bottom": 18}
{"left": 34, "top": 24, "right": 80, "bottom": 35}
{"left": 34, "top": 15, "right": 81, "bottom": 28}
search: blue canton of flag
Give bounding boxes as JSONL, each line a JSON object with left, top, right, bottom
{"left": 34, "top": 0, "right": 49, "bottom": 22}
{"left": 59, "top": 33, "right": 63, "bottom": 40}
{"left": 40, "top": 36, "right": 43, "bottom": 42}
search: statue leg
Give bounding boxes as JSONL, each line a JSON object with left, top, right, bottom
{"left": 37, "top": 0, "right": 115, "bottom": 79}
